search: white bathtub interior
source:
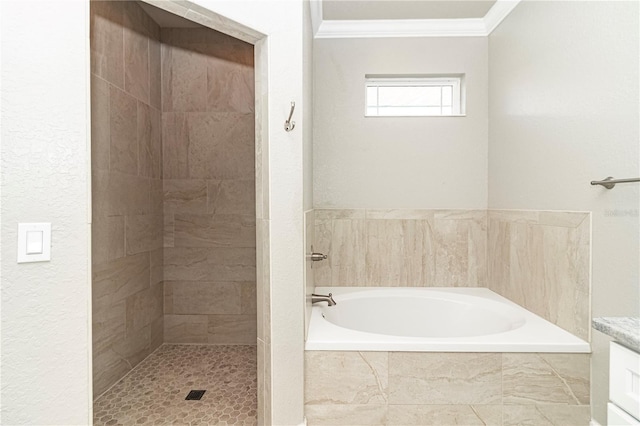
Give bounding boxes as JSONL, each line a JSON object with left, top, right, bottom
{"left": 306, "top": 286, "right": 590, "bottom": 353}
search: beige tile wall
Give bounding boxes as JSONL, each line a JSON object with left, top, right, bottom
{"left": 310, "top": 208, "right": 590, "bottom": 339}
{"left": 487, "top": 210, "right": 591, "bottom": 341}
{"left": 313, "top": 209, "right": 487, "bottom": 287}
{"left": 305, "top": 351, "right": 590, "bottom": 426}
{"left": 160, "top": 28, "right": 256, "bottom": 345}
{"left": 91, "top": 1, "right": 163, "bottom": 398}
{"left": 92, "top": 3, "right": 257, "bottom": 397}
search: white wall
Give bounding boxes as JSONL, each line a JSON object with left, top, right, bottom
{"left": 304, "top": 0, "right": 314, "bottom": 213}
{"left": 313, "top": 37, "right": 488, "bottom": 209}
{"left": 1, "top": 1, "right": 91, "bottom": 424}
{"left": 488, "top": 2, "right": 639, "bottom": 423}
{"left": 2, "top": 0, "right": 308, "bottom": 423}
{"left": 303, "top": 0, "right": 315, "bottom": 345}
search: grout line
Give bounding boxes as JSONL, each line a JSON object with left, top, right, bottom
{"left": 541, "top": 355, "right": 583, "bottom": 405}
{"left": 93, "top": 342, "right": 166, "bottom": 403}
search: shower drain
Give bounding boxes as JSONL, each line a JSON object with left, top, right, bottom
{"left": 185, "top": 390, "right": 206, "bottom": 400}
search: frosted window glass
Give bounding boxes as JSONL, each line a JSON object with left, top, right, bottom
{"left": 377, "top": 86, "right": 441, "bottom": 107}
{"left": 365, "top": 76, "right": 461, "bottom": 117}
{"left": 366, "top": 87, "right": 378, "bottom": 107}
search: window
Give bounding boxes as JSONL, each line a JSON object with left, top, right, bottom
{"left": 365, "top": 75, "right": 463, "bottom": 117}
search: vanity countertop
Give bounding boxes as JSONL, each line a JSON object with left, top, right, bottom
{"left": 593, "top": 317, "right": 640, "bottom": 352}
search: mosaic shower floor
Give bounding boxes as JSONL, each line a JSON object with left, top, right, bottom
{"left": 93, "top": 345, "right": 257, "bottom": 425}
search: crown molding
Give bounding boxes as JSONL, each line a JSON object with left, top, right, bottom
{"left": 313, "top": 0, "right": 522, "bottom": 39}
{"left": 484, "top": 0, "right": 522, "bottom": 34}
{"left": 315, "top": 18, "right": 487, "bottom": 38}
{"left": 310, "top": 0, "right": 323, "bottom": 37}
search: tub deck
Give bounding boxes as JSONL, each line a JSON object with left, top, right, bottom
{"left": 306, "top": 287, "right": 590, "bottom": 353}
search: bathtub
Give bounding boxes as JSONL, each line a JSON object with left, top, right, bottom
{"left": 305, "top": 287, "right": 590, "bottom": 353}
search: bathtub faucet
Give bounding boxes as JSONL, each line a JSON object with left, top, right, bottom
{"left": 311, "top": 293, "right": 337, "bottom": 306}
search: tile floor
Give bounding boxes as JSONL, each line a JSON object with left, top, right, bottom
{"left": 94, "top": 345, "right": 257, "bottom": 425}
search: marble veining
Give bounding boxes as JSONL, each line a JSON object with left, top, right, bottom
{"left": 311, "top": 208, "right": 590, "bottom": 340}
{"left": 593, "top": 317, "right": 640, "bottom": 352}
{"left": 305, "top": 351, "right": 590, "bottom": 425}
{"left": 313, "top": 209, "right": 487, "bottom": 288}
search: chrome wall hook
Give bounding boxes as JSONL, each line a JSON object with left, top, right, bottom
{"left": 284, "top": 102, "right": 295, "bottom": 132}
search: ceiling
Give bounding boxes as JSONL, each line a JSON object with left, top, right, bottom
{"left": 322, "top": 0, "right": 498, "bottom": 20}
{"left": 138, "top": 2, "right": 202, "bottom": 28}
{"left": 313, "top": 0, "right": 520, "bottom": 38}
{"left": 137, "top": 0, "right": 519, "bottom": 39}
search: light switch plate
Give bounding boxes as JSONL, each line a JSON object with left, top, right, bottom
{"left": 18, "top": 223, "right": 51, "bottom": 263}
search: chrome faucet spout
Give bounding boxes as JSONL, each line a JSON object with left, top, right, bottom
{"left": 311, "top": 293, "right": 337, "bottom": 306}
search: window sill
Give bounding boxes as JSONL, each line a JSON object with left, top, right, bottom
{"left": 365, "top": 114, "right": 467, "bottom": 118}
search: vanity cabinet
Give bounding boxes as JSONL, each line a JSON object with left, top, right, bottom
{"left": 608, "top": 342, "right": 640, "bottom": 425}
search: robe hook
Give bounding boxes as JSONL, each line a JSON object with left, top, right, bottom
{"left": 284, "top": 102, "right": 295, "bottom": 132}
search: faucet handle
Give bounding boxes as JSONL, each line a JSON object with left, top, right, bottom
{"left": 309, "top": 252, "right": 327, "bottom": 262}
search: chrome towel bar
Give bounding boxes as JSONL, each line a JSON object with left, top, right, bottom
{"left": 591, "top": 176, "right": 640, "bottom": 189}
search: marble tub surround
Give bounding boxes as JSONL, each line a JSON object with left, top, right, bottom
{"left": 305, "top": 351, "right": 590, "bottom": 425}
{"left": 593, "top": 317, "right": 640, "bottom": 352}
{"left": 91, "top": 0, "right": 164, "bottom": 398}
{"left": 309, "top": 209, "right": 591, "bottom": 340}
{"left": 313, "top": 209, "right": 487, "bottom": 287}
{"left": 161, "top": 27, "right": 256, "bottom": 345}
{"left": 487, "top": 210, "right": 591, "bottom": 341}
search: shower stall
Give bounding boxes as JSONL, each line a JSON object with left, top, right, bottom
{"left": 90, "top": 1, "right": 258, "bottom": 422}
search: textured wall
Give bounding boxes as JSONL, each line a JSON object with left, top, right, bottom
{"left": 91, "top": 1, "right": 164, "bottom": 398}
{"left": 160, "top": 28, "right": 256, "bottom": 345}
{"left": 488, "top": 2, "right": 639, "bottom": 423}
{"left": 303, "top": 0, "right": 314, "bottom": 212}
{"left": 3, "top": 0, "right": 307, "bottom": 423}
{"left": 313, "top": 37, "right": 488, "bottom": 209}
{"left": 1, "top": 1, "right": 91, "bottom": 423}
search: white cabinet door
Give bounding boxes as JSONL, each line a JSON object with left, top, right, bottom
{"left": 609, "top": 403, "right": 640, "bottom": 425}
{"left": 610, "top": 342, "right": 640, "bottom": 420}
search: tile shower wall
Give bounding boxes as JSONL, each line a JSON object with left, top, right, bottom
{"left": 91, "top": 1, "right": 164, "bottom": 397}
{"left": 487, "top": 210, "right": 591, "bottom": 341}
{"left": 160, "top": 28, "right": 256, "bottom": 344}
{"left": 305, "top": 351, "right": 590, "bottom": 425}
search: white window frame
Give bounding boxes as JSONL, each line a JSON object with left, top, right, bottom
{"left": 365, "top": 75, "right": 463, "bottom": 117}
